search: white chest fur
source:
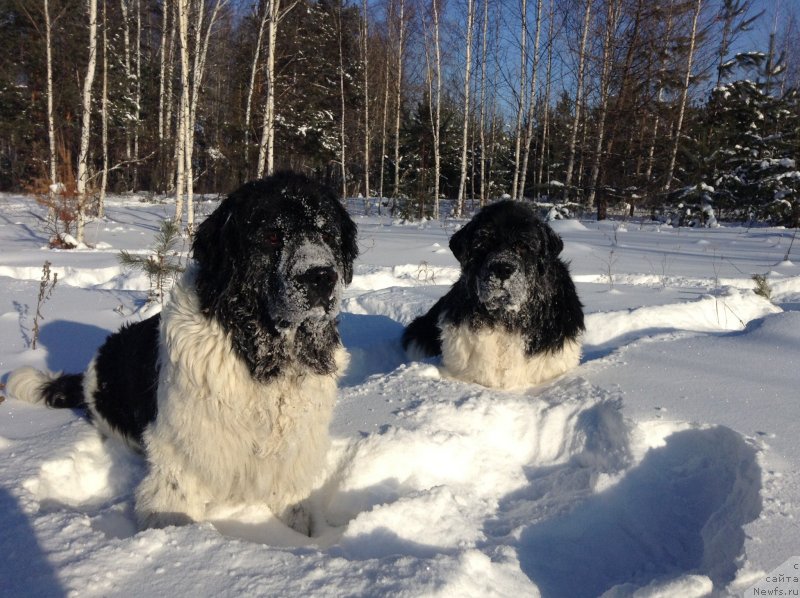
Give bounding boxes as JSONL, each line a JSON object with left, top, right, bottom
{"left": 135, "top": 269, "right": 346, "bottom": 527}
{"left": 439, "top": 319, "right": 581, "bottom": 390}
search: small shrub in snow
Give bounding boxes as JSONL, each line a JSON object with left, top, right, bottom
{"left": 752, "top": 274, "right": 772, "bottom": 301}
{"left": 32, "top": 261, "right": 58, "bottom": 349}
{"left": 119, "top": 220, "right": 185, "bottom": 304}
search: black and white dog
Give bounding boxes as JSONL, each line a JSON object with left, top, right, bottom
{"left": 7, "top": 172, "right": 358, "bottom": 531}
{"left": 402, "top": 200, "right": 584, "bottom": 389}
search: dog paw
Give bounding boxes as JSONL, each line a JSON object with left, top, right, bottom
{"left": 284, "top": 504, "right": 312, "bottom": 536}
{"left": 138, "top": 510, "right": 194, "bottom": 529}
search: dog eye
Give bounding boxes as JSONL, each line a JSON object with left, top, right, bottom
{"left": 322, "top": 232, "right": 336, "bottom": 246}
{"left": 265, "top": 231, "right": 282, "bottom": 248}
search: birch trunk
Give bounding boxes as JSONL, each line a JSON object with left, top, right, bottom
{"left": 44, "top": 0, "right": 57, "bottom": 191}
{"left": 76, "top": 0, "right": 98, "bottom": 245}
{"left": 563, "top": 0, "right": 592, "bottom": 200}
{"left": 663, "top": 0, "right": 702, "bottom": 192}
{"left": 361, "top": 0, "right": 370, "bottom": 205}
{"left": 164, "top": 11, "right": 177, "bottom": 192}
{"left": 120, "top": 0, "right": 132, "bottom": 174}
{"left": 477, "top": 0, "right": 489, "bottom": 206}
{"left": 186, "top": 0, "right": 225, "bottom": 231}
{"left": 392, "top": 0, "right": 405, "bottom": 210}
{"left": 517, "top": 0, "right": 542, "bottom": 201}
{"left": 586, "top": 0, "right": 620, "bottom": 213}
{"left": 99, "top": 0, "right": 108, "bottom": 218}
{"left": 536, "top": 0, "right": 554, "bottom": 190}
{"left": 336, "top": 0, "right": 347, "bottom": 197}
{"left": 455, "top": 0, "right": 476, "bottom": 217}
{"left": 157, "top": 0, "right": 170, "bottom": 190}
{"left": 174, "top": 0, "right": 190, "bottom": 224}
{"left": 378, "top": 6, "right": 391, "bottom": 208}
{"left": 244, "top": 0, "right": 269, "bottom": 177}
{"left": 510, "top": 0, "right": 527, "bottom": 201}
{"left": 132, "top": 0, "right": 141, "bottom": 189}
{"left": 425, "top": 0, "right": 442, "bottom": 220}
{"left": 257, "top": 0, "right": 289, "bottom": 178}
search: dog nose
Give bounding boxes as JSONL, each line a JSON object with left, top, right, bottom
{"left": 299, "top": 266, "right": 338, "bottom": 307}
{"left": 489, "top": 261, "right": 516, "bottom": 281}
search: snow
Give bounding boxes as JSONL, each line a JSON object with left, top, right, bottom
{"left": 2, "top": 194, "right": 800, "bottom": 597}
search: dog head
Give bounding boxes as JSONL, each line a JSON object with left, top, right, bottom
{"left": 192, "top": 172, "right": 358, "bottom": 379}
{"left": 449, "top": 200, "right": 563, "bottom": 314}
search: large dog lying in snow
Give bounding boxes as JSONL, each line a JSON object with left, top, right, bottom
{"left": 7, "top": 172, "right": 358, "bottom": 531}
{"left": 402, "top": 200, "right": 584, "bottom": 389}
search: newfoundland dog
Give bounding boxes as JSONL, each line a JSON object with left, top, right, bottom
{"left": 7, "top": 172, "right": 358, "bottom": 531}
{"left": 402, "top": 200, "right": 583, "bottom": 389}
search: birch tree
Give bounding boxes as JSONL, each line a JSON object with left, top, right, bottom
{"left": 510, "top": 0, "right": 528, "bottom": 201}
{"left": 455, "top": 0, "right": 476, "bottom": 217}
{"left": 563, "top": 0, "right": 592, "bottom": 200}
{"left": 174, "top": 0, "right": 227, "bottom": 229}
{"left": 361, "top": 0, "right": 371, "bottom": 203}
{"left": 423, "top": 0, "right": 443, "bottom": 219}
{"left": 477, "top": 0, "right": 490, "bottom": 205}
{"left": 536, "top": 0, "right": 555, "bottom": 190}
{"left": 76, "top": 0, "right": 99, "bottom": 245}
{"left": 392, "top": 0, "right": 406, "bottom": 208}
{"left": 517, "top": 0, "right": 542, "bottom": 201}
{"left": 244, "top": 0, "right": 269, "bottom": 177}
{"left": 256, "top": 0, "right": 297, "bottom": 178}
{"left": 335, "top": 0, "right": 348, "bottom": 197}
{"left": 44, "top": 0, "right": 57, "bottom": 192}
{"left": 586, "top": 0, "right": 621, "bottom": 214}
{"left": 663, "top": 0, "right": 702, "bottom": 193}
{"left": 99, "top": 0, "right": 108, "bottom": 217}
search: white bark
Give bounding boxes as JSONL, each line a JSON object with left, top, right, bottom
{"left": 455, "top": 0, "right": 476, "bottom": 217}
{"left": 76, "top": 0, "right": 98, "bottom": 245}
{"left": 536, "top": 0, "right": 554, "bottom": 190}
{"left": 158, "top": 0, "right": 170, "bottom": 143}
{"left": 44, "top": 0, "right": 57, "bottom": 190}
{"left": 392, "top": 0, "right": 405, "bottom": 207}
{"left": 245, "top": 0, "right": 269, "bottom": 176}
{"left": 663, "top": 0, "right": 702, "bottom": 192}
{"left": 336, "top": 1, "right": 347, "bottom": 197}
{"left": 133, "top": 0, "right": 141, "bottom": 189}
{"left": 120, "top": 0, "right": 132, "bottom": 170}
{"left": 423, "top": 0, "right": 442, "bottom": 219}
{"left": 362, "top": 0, "right": 370, "bottom": 204}
{"left": 644, "top": 0, "right": 675, "bottom": 187}
{"left": 510, "top": 0, "right": 528, "bottom": 201}
{"left": 257, "top": 0, "right": 295, "bottom": 178}
{"left": 477, "top": 0, "right": 489, "bottom": 205}
{"left": 517, "top": 0, "right": 543, "bottom": 201}
{"left": 563, "top": 0, "right": 593, "bottom": 199}
{"left": 99, "top": 0, "right": 108, "bottom": 218}
{"left": 174, "top": 0, "right": 190, "bottom": 223}
{"left": 586, "top": 0, "right": 620, "bottom": 211}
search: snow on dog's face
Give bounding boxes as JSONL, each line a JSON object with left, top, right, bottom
{"left": 192, "top": 172, "right": 358, "bottom": 380}
{"left": 449, "top": 201, "right": 564, "bottom": 316}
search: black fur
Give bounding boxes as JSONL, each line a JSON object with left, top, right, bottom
{"left": 41, "top": 373, "right": 85, "bottom": 409}
{"left": 35, "top": 172, "right": 358, "bottom": 444}
{"left": 90, "top": 315, "right": 161, "bottom": 445}
{"left": 402, "top": 200, "right": 584, "bottom": 357}
{"left": 192, "top": 172, "right": 358, "bottom": 381}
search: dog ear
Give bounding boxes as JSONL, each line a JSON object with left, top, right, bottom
{"left": 339, "top": 207, "right": 359, "bottom": 285}
{"left": 192, "top": 198, "right": 238, "bottom": 308}
{"left": 449, "top": 220, "right": 475, "bottom": 264}
{"left": 544, "top": 224, "right": 564, "bottom": 255}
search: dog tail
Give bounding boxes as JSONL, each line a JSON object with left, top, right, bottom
{"left": 5, "top": 366, "right": 86, "bottom": 409}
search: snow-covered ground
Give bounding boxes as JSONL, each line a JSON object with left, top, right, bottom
{"left": 1, "top": 193, "right": 799, "bottom": 597}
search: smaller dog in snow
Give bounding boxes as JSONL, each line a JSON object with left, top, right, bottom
{"left": 402, "top": 200, "right": 584, "bottom": 389}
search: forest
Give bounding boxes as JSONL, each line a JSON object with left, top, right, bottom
{"left": 1, "top": 0, "right": 799, "bottom": 238}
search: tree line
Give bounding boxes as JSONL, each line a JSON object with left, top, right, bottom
{"left": 1, "top": 0, "right": 799, "bottom": 237}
